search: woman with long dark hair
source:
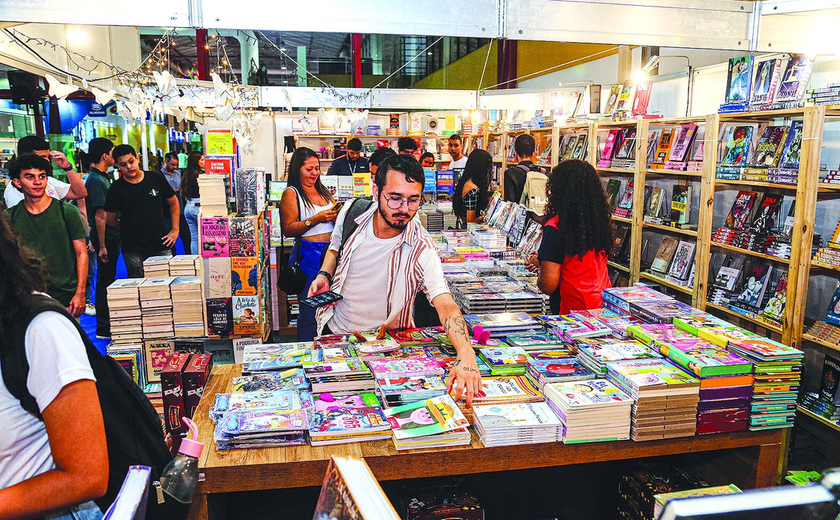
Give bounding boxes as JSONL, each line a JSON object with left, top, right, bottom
{"left": 452, "top": 149, "right": 493, "bottom": 228}
{"left": 0, "top": 215, "right": 108, "bottom": 518}
{"left": 279, "top": 147, "right": 338, "bottom": 341}
{"left": 527, "top": 159, "right": 613, "bottom": 314}
{"left": 182, "top": 151, "right": 204, "bottom": 256}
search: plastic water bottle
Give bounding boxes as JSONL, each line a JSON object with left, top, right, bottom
{"left": 159, "top": 417, "right": 203, "bottom": 504}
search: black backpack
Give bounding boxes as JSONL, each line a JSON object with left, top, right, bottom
{"left": 1, "top": 294, "right": 185, "bottom": 518}
{"left": 337, "top": 198, "right": 375, "bottom": 260}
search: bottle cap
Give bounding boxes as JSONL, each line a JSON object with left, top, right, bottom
{"left": 179, "top": 417, "right": 204, "bottom": 458}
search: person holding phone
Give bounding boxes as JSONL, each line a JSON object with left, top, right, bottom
{"left": 280, "top": 147, "right": 339, "bottom": 341}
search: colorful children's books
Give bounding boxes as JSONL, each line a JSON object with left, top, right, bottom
{"left": 210, "top": 390, "right": 299, "bottom": 422}
{"left": 389, "top": 328, "right": 439, "bottom": 346}
{"left": 365, "top": 358, "right": 446, "bottom": 378}
{"left": 654, "top": 340, "right": 753, "bottom": 378}
{"left": 478, "top": 347, "right": 528, "bottom": 376}
{"left": 471, "top": 375, "right": 544, "bottom": 406}
{"left": 505, "top": 332, "right": 566, "bottom": 350}
{"left": 308, "top": 393, "right": 391, "bottom": 445}
{"left": 230, "top": 370, "right": 309, "bottom": 393}
{"left": 384, "top": 394, "right": 469, "bottom": 440}
{"left": 526, "top": 357, "right": 595, "bottom": 388}
{"left": 577, "top": 341, "right": 662, "bottom": 374}
{"left": 472, "top": 402, "right": 562, "bottom": 447}
{"left": 606, "top": 358, "right": 701, "bottom": 398}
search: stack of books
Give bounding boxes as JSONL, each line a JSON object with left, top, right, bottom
{"left": 472, "top": 402, "right": 562, "bottom": 446}
{"left": 106, "top": 279, "right": 145, "bottom": 344}
{"left": 618, "top": 461, "right": 710, "bottom": 520}
{"left": 375, "top": 375, "right": 448, "bottom": 408}
{"left": 169, "top": 254, "right": 202, "bottom": 276}
{"left": 799, "top": 354, "right": 840, "bottom": 424}
{"left": 198, "top": 174, "right": 228, "bottom": 217}
{"left": 469, "top": 376, "right": 544, "bottom": 407}
{"left": 543, "top": 379, "right": 633, "bottom": 443}
{"left": 142, "top": 255, "right": 171, "bottom": 277}
{"left": 366, "top": 358, "right": 446, "bottom": 380}
{"left": 577, "top": 341, "right": 662, "bottom": 376}
{"left": 308, "top": 392, "right": 392, "bottom": 446}
{"left": 525, "top": 356, "right": 595, "bottom": 390}
{"left": 139, "top": 278, "right": 174, "bottom": 340}
{"left": 504, "top": 332, "right": 568, "bottom": 351}
{"left": 209, "top": 389, "right": 304, "bottom": 423}
{"left": 463, "top": 312, "right": 543, "bottom": 337}
{"left": 303, "top": 348, "right": 375, "bottom": 394}
{"left": 241, "top": 343, "right": 309, "bottom": 373}
{"left": 213, "top": 407, "right": 309, "bottom": 449}
{"left": 170, "top": 277, "right": 206, "bottom": 337}
{"left": 601, "top": 286, "right": 675, "bottom": 316}
{"left": 653, "top": 485, "right": 742, "bottom": 519}
{"left": 477, "top": 347, "right": 528, "bottom": 376}
{"left": 383, "top": 395, "right": 472, "bottom": 450}
{"left": 607, "top": 358, "right": 701, "bottom": 441}
{"left": 536, "top": 314, "right": 612, "bottom": 343}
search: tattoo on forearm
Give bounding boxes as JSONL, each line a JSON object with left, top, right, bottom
{"left": 454, "top": 359, "right": 462, "bottom": 367}
{"left": 444, "top": 316, "right": 471, "bottom": 345}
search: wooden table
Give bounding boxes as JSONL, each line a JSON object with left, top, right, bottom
{"left": 188, "top": 365, "right": 786, "bottom": 520}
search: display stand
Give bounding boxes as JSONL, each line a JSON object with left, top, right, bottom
{"left": 187, "top": 365, "right": 786, "bottom": 520}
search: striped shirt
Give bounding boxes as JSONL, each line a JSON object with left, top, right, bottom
{"left": 316, "top": 201, "right": 449, "bottom": 334}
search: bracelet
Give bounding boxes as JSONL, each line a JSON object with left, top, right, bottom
{"left": 318, "top": 270, "right": 334, "bottom": 284}
{"left": 62, "top": 166, "right": 73, "bottom": 172}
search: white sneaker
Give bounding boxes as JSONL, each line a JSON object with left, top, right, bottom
{"left": 85, "top": 304, "right": 97, "bottom": 316}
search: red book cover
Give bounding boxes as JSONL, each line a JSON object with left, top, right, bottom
{"left": 161, "top": 352, "right": 191, "bottom": 435}
{"left": 183, "top": 354, "right": 214, "bottom": 419}
{"left": 632, "top": 80, "right": 653, "bottom": 116}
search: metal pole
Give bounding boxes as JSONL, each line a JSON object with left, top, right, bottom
{"left": 196, "top": 28, "right": 210, "bottom": 81}
{"left": 351, "top": 33, "right": 362, "bottom": 88}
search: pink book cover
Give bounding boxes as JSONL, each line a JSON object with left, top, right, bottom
{"left": 365, "top": 357, "right": 445, "bottom": 378}
{"left": 200, "top": 217, "right": 229, "bottom": 258}
{"left": 598, "top": 129, "right": 622, "bottom": 167}
{"left": 667, "top": 124, "right": 698, "bottom": 163}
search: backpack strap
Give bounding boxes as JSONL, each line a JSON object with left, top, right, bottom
{"left": 337, "top": 198, "right": 374, "bottom": 261}
{"left": 1, "top": 294, "right": 85, "bottom": 418}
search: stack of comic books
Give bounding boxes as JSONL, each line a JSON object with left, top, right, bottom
{"left": 525, "top": 356, "right": 595, "bottom": 389}
{"left": 303, "top": 347, "right": 376, "bottom": 394}
{"left": 769, "top": 121, "right": 804, "bottom": 184}
{"left": 716, "top": 125, "right": 756, "bottom": 179}
{"left": 477, "top": 347, "right": 528, "bottom": 376}
{"left": 472, "top": 402, "right": 562, "bottom": 446}
{"left": 375, "top": 375, "right": 448, "bottom": 407}
{"left": 308, "top": 392, "right": 392, "bottom": 445}
{"left": 463, "top": 312, "right": 543, "bottom": 337}
{"left": 544, "top": 379, "right": 633, "bottom": 443}
{"left": 576, "top": 341, "right": 662, "bottom": 376}
{"left": 384, "top": 395, "right": 472, "bottom": 450}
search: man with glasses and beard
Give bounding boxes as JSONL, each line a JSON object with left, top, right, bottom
{"left": 308, "top": 154, "right": 482, "bottom": 406}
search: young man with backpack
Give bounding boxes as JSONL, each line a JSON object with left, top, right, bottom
{"left": 504, "top": 133, "right": 545, "bottom": 205}
{"left": 4, "top": 153, "right": 88, "bottom": 317}
{"left": 308, "top": 155, "right": 483, "bottom": 406}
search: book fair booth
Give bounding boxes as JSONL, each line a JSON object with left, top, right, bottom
{"left": 5, "top": 2, "right": 840, "bottom": 519}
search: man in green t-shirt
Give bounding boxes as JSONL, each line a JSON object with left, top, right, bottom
{"left": 4, "top": 153, "right": 88, "bottom": 316}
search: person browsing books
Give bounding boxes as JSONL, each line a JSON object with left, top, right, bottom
{"left": 453, "top": 149, "right": 493, "bottom": 228}
{"left": 280, "top": 147, "right": 339, "bottom": 341}
{"left": 161, "top": 152, "right": 192, "bottom": 254}
{"left": 327, "top": 138, "right": 369, "bottom": 176}
{"left": 103, "top": 144, "right": 179, "bottom": 278}
{"left": 420, "top": 152, "right": 436, "bottom": 169}
{"left": 0, "top": 215, "right": 108, "bottom": 520}
{"left": 368, "top": 146, "right": 397, "bottom": 175}
{"left": 526, "top": 160, "right": 612, "bottom": 314}
{"left": 4, "top": 154, "right": 89, "bottom": 317}
{"left": 4, "top": 136, "right": 88, "bottom": 208}
{"left": 181, "top": 151, "right": 204, "bottom": 256}
{"left": 447, "top": 134, "right": 467, "bottom": 169}
{"left": 308, "top": 154, "right": 482, "bottom": 405}
{"left": 398, "top": 137, "right": 419, "bottom": 156}
{"left": 504, "top": 133, "right": 544, "bottom": 204}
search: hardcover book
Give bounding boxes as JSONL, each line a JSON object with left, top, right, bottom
{"left": 231, "top": 256, "right": 259, "bottom": 296}
{"left": 200, "top": 217, "right": 229, "bottom": 258}
{"left": 646, "top": 187, "right": 666, "bottom": 218}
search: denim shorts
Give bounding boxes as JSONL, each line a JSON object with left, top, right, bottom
{"left": 42, "top": 500, "right": 103, "bottom": 520}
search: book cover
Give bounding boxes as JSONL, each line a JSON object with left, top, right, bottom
{"left": 667, "top": 124, "right": 698, "bottom": 163}
{"left": 604, "top": 84, "right": 622, "bottom": 116}
{"left": 228, "top": 216, "right": 257, "bottom": 257}
{"left": 737, "top": 264, "right": 773, "bottom": 307}
{"left": 774, "top": 54, "right": 814, "bottom": 104}
{"left": 598, "top": 129, "right": 622, "bottom": 167}
{"left": 724, "top": 55, "right": 754, "bottom": 105}
{"left": 646, "top": 187, "right": 665, "bottom": 218}
{"left": 750, "top": 126, "right": 789, "bottom": 168}
{"left": 572, "top": 135, "right": 588, "bottom": 159}
{"left": 200, "top": 217, "right": 229, "bottom": 258}
{"left": 652, "top": 128, "right": 676, "bottom": 166}
{"left": 614, "top": 224, "right": 631, "bottom": 261}
{"left": 750, "top": 194, "right": 782, "bottom": 235}
{"left": 614, "top": 181, "right": 635, "bottom": 217}
{"left": 313, "top": 457, "right": 400, "bottom": 520}
{"left": 646, "top": 129, "right": 662, "bottom": 166}
{"left": 667, "top": 241, "right": 696, "bottom": 281}
{"left": 233, "top": 295, "right": 259, "bottom": 335}
{"left": 632, "top": 80, "right": 653, "bottom": 116}
{"left": 384, "top": 394, "right": 469, "bottom": 439}
{"left": 616, "top": 81, "right": 636, "bottom": 113}
{"left": 206, "top": 298, "right": 233, "bottom": 336}
{"left": 651, "top": 236, "right": 680, "bottom": 273}
{"left": 819, "top": 356, "right": 840, "bottom": 405}
{"left": 605, "top": 179, "right": 623, "bottom": 209}
{"left": 670, "top": 184, "right": 692, "bottom": 225}
{"left": 614, "top": 128, "right": 637, "bottom": 160}
{"left": 479, "top": 347, "right": 528, "bottom": 366}
{"left": 607, "top": 358, "right": 701, "bottom": 394}
{"left": 366, "top": 358, "right": 445, "bottom": 378}
{"left": 825, "top": 283, "right": 840, "bottom": 326}
{"left": 724, "top": 191, "right": 758, "bottom": 230}
{"left": 143, "top": 339, "right": 175, "bottom": 384}
{"left": 203, "top": 257, "right": 232, "bottom": 298}
{"left": 751, "top": 57, "right": 783, "bottom": 105}
{"left": 231, "top": 256, "right": 259, "bottom": 296}
{"left": 656, "top": 339, "right": 753, "bottom": 378}
{"left": 778, "top": 121, "right": 804, "bottom": 170}
{"left": 473, "top": 402, "right": 561, "bottom": 429}
{"left": 720, "top": 126, "right": 755, "bottom": 167}
{"left": 762, "top": 272, "right": 787, "bottom": 322}
{"left": 528, "top": 357, "right": 595, "bottom": 382}
{"left": 545, "top": 378, "right": 633, "bottom": 408}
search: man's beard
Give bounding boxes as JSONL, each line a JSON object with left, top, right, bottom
{"left": 378, "top": 205, "right": 410, "bottom": 230}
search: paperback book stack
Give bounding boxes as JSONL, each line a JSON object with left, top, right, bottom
{"left": 209, "top": 389, "right": 307, "bottom": 423}
{"left": 607, "top": 358, "right": 701, "bottom": 441}
{"left": 577, "top": 341, "right": 662, "bottom": 377}
{"left": 170, "top": 277, "right": 206, "bottom": 337}
{"left": 384, "top": 395, "right": 471, "bottom": 450}
{"left": 169, "top": 255, "right": 203, "bottom": 276}
{"left": 469, "top": 375, "right": 544, "bottom": 407}
{"left": 375, "top": 375, "right": 448, "bottom": 408}
{"left": 525, "top": 356, "right": 595, "bottom": 389}
{"left": 543, "top": 379, "right": 633, "bottom": 443}
{"left": 536, "top": 314, "right": 611, "bottom": 344}
{"left": 574, "top": 309, "right": 644, "bottom": 339}
{"left": 213, "top": 406, "right": 309, "bottom": 449}
{"left": 505, "top": 332, "right": 570, "bottom": 352}
{"left": 464, "top": 312, "right": 543, "bottom": 338}
{"left": 303, "top": 348, "right": 375, "bottom": 394}
{"left": 142, "top": 255, "right": 171, "bottom": 277}
{"left": 197, "top": 174, "right": 228, "bottom": 217}
{"left": 478, "top": 347, "right": 528, "bottom": 376}
{"left": 806, "top": 321, "right": 840, "bottom": 347}
{"left": 601, "top": 286, "right": 674, "bottom": 316}
{"left": 106, "top": 279, "right": 145, "bottom": 344}
{"left": 308, "top": 393, "right": 392, "bottom": 446}
{"left": 139, "top": 278, "right": 175, "bottom": 340}
{"left": 708, "top": 255, "right": 746, "bottom": 306}
{"left": 241, "top": 342, "right": 309, "bottom": 373}
{"left": 472, "top": 402, "right": 562, "bottom": 446}
{"left": 631, "top": 324, "right": 754, "bottom": 434}
{"left": 708, "top": 329, "right": 803, "bottom": 430}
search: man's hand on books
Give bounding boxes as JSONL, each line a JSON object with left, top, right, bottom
{"left": 448, "top": 356, "right": 483, "bottom": 408}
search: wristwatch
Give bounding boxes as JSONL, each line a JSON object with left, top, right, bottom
{"left": 305, "top": 218, "right": 312, "bottom": 228}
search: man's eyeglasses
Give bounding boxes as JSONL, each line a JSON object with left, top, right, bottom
{"left": 384, "top": 195, "right": 422, "bottom": 210}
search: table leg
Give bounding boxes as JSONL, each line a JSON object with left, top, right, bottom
{"left": 755, "top": 440, "right": 783, "bottom": 488}
{"left": 187, "top": 494, "right": 209, "bottom": 520}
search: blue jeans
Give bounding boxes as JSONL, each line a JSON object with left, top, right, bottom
{"left": 293, "top": 240, "right": 329, "bottom": 342}
{"left": 185, "top": 199, "right": 200, "bottom": 256}
{"left": 43, "top": 500, "right": 103, "bottom": 520}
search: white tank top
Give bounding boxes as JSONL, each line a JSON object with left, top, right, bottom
{"left": 287, "top": 187, "right": 334, "bottom": 236}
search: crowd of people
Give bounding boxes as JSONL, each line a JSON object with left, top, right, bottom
{"left": 0, "top": 132, "right": 612, "bottom": 518}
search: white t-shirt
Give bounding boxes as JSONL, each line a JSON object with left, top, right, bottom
{"left": 4, "top": 177, "right": 71, "bottom": 208}
{"left": 0, "top": 311, "right": 95, "bottom": 490}
{"left": 328, "top": 220, "right": 400, "bottom": 333}
{"left": 449, "top": 156, "right": 468, "bottom": 169}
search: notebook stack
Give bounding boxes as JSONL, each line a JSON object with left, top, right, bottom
{"left": 463, "top": 312, "right": 543, "bottom": 337}
{"left": 375, "top": 375, "right": 448, "bottom": 407}
{"left": 704, "top": 328, "right": 803, "bottom": 430}
{"left": 170, "top": 277, "right": 206, "bottom": 337}
{"left": 607, "top": 358, "right": 701, "bottom": 441}
{"left": 544, "top": 379, "right": 633, "bottom": 443}
{"left": 302, "top": 348, "right": 375, "bottom": 394}
{"left": 630, "top": 324, "right": 754, "bottom": 434}
{"left": 142, "top": 255, "right": 171, "bottom": 277}
{"left": 577, "top": 341, "right": 662, "bottom": 376}
{"left": 106, "top": 279, "right": 145, "bottom": 344}
{"left": 198, "top": 174, "right": 228, "bottom": 217}
{"left": 526, "top": 356, "right": 595, "bottom": 390}
{"left": 477, "top": 347, "right": 528, "bottom": 376}
{"left": 139, "top": 278, "right": 174, "bottom": 340}
{"left": 472, "top": 402, "right": 562, "bottom": 446}
{"left": 308, "top": 392, "right": 392, "bottom": 445}
{"left": 384, "top": 395, "right": 472, "bottom": 450}
{"left": 169, "top": 255, "right": 203, "bottom": 276}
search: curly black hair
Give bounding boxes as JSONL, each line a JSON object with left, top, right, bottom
{"left": 545, "top": 159, "right": 614, "bottom": 259}
{"left": 452, "top": 149, "right": 493, "bottom": 221}
{"left": 0, "top": 214, "right": 46, "bottom": 355}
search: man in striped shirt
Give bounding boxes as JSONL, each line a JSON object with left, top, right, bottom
{"left": 310, "top": 155, "right": 482, "bottom": 405}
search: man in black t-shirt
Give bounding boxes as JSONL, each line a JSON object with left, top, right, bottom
{"left": 504, "top": 133, "right": 543, "bottom": 203}
{"left": 104, "top": 144, "right": 179, "bottom": 278}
